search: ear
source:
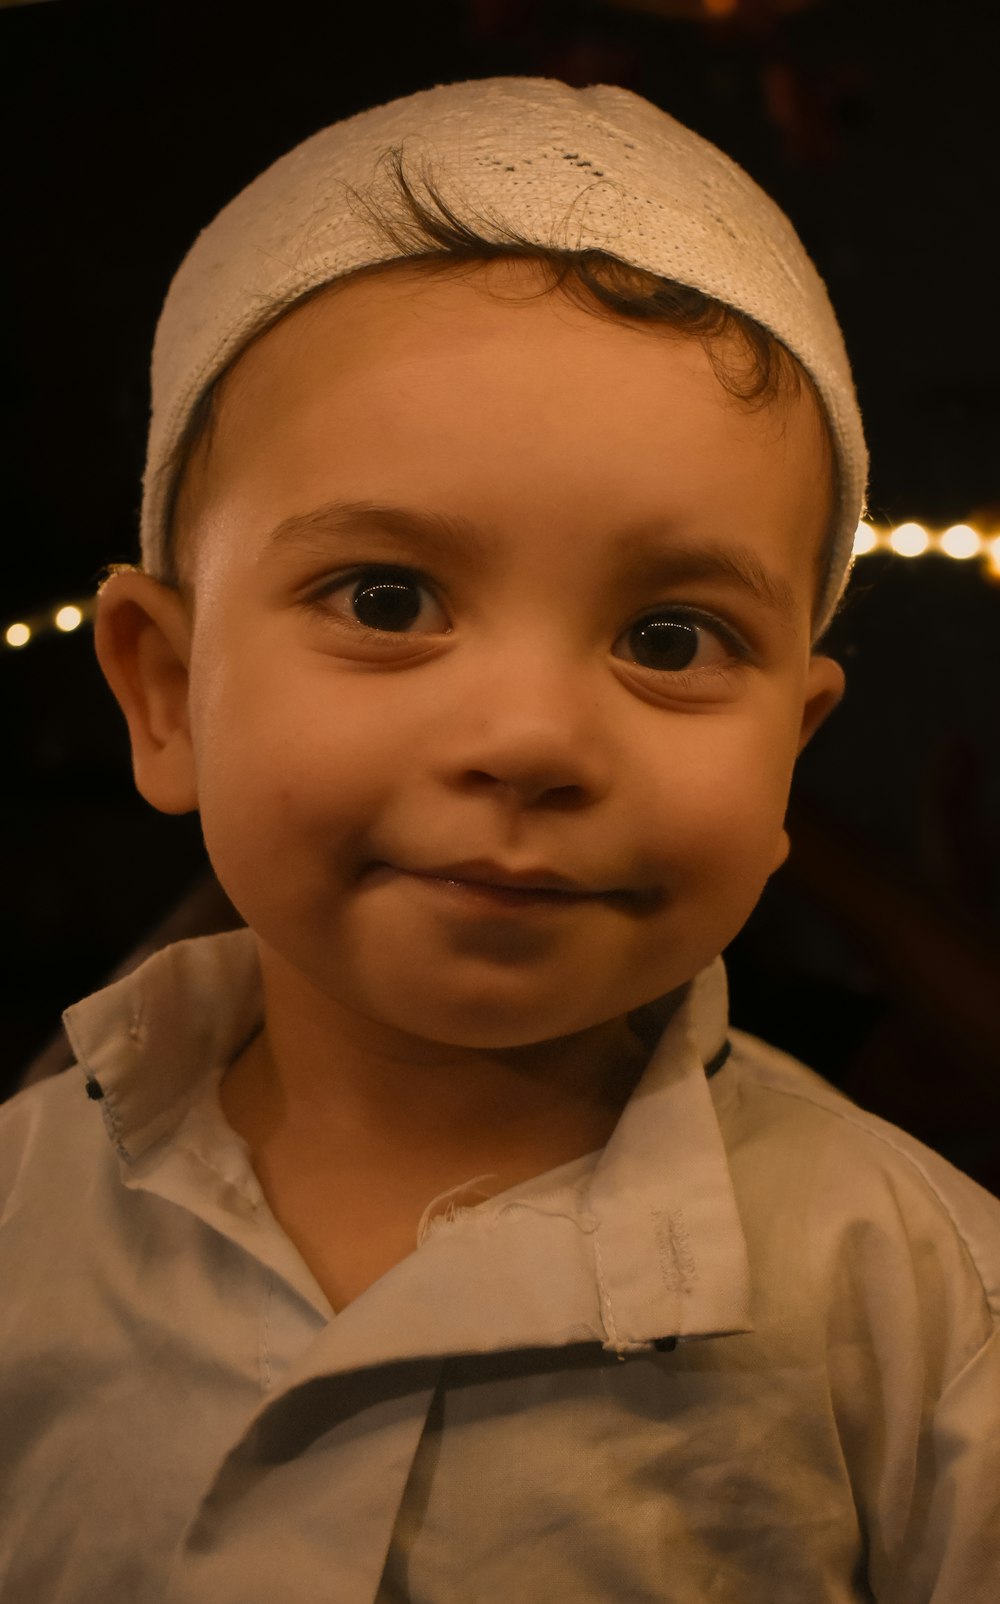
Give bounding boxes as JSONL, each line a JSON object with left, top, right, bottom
{"left": 93, "top": 568, "right": 199, "bottom": 815}
{"left": 796, "top": 652, "right": 846, "bottom": 755}
{"left": 770, "top": 652, "right": 847, "bottom": 874}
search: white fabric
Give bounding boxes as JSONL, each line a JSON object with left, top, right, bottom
{"left": 141, "top": 76, "right": 868, "bottom": 641}
{"left": 1, "top": 927, "right": 998, "bottom": 1601}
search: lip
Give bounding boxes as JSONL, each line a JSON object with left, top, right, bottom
{"left": 412, "top": 858, "right": 597, "bottom": 894}
{"left": 414, "top": 875, "right": 594, "bottom": 910}
{"left": 367, "top": 861, "right": 658, "bottom": 914}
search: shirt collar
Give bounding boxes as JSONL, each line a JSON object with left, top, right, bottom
{"left": 62, "top": 926, "right": 753, "bottom": 1352}
{"left": 62, "top": 928, "right": 265, "bottom": 1164}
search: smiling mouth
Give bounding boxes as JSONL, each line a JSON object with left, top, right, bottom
{"left": 426, "top": 874, "right": 594, "bottom": 904}
{"left": 370, "top": 864, "right": 653, "bottom": 914}
{"left": 364, "top": 862, "right": 660, "bottom": 914}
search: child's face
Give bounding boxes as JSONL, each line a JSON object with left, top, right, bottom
{"left": 105, "top": 258, "right": 844, "bottom": 1057}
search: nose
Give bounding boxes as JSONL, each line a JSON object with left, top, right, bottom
{"left": 466, "top": 756, "right": 590, "bottom": 808}
{"left": 440, "top": 643, "right": 614, "bottom": 806}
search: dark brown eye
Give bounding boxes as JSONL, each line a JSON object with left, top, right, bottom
{"left": 627, "top": 617, "right": 700, "bottom": 672}
{"left": 306, "top": 563, "right": 447, "bottom": 637}
{"left": 350, "top": 575, "right": 424, "bottom": 632}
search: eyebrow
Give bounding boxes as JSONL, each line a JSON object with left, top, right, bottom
{"left": 263, "top": 498, "right": 799, "bottom": 623}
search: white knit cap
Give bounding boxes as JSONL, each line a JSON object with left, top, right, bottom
{"left": 142, "top": 75, "right": 867, "bottom": 641}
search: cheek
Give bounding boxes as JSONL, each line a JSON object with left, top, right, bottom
{"left": 647, "top": 714, "right": 796, "bottom": 881}
{"left": 189, "top": 644, "right": 396, "bottom": 866}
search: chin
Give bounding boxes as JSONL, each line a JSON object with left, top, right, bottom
{"left": 373, "top": 998, "right": 604, "bottom": 1053}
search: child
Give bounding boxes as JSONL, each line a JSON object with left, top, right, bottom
{"left": 2, "top": 76, "right": 998, "bottom": 1604}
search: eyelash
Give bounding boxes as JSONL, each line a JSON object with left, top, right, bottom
{"left": 303, "top": 563, "right": 752, "bottom": 686}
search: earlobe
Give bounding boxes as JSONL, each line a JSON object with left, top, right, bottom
{"left": 771, "top": 825, "right": 791, "bottom": 874}
{"left": 772, "top": 654, "right": 843, "bottom": 883}
{"left": 797, "top": 653, "right": 846, "bottom": 754}
{"left": 93, "top": 569, "right": 199, "bottom": 816}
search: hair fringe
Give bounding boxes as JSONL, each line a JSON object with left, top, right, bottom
{"left": 342, "top": 145, "right": 796, "bottom": 410}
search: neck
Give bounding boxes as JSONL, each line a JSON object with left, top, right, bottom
{"left": 219, "top": 942, "right": 686, "bottom": 1197}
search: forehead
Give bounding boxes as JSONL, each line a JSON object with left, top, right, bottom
{"left": 183, "top": 259, "right": 831, "bottom": 621}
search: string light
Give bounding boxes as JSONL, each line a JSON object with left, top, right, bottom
{"left": 854, "top": 520, "right": 1000, "bottom": 580}
{"left": 888, "top": 521, "right": 930, "bottom": 557}
{"left": 3, "top": 524, "right": 1000, "bottom": 652}
{"left": 939, "top": 524, "right": 982, "bottom": 560}
{"left": 4, "top": 596, "right": 96, "bottom": 652}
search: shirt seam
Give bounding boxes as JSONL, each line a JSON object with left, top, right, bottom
{"left": 259, "top": 1272, "right": 274, "bottom": 1394}
{"left": 733, "top": 1060, "right": 999, "bottom": 1330}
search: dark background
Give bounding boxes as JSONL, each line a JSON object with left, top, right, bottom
{"left": 2, "top": 0, "right": 999, "bottom": 1191}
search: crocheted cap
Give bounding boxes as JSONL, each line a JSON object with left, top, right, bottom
{"left": 142, "top": 75, "right": 867, "bottom": 641}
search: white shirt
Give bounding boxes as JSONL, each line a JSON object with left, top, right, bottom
{"left": 1, "top": 926, "right": 997, "bottom": 1603}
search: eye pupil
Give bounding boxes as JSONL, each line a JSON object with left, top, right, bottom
{"left": 353, "top": 579, "right": 421, "bottom": 631}
{"left": 631, "top": 617, "right": 698, "bottom": 671}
